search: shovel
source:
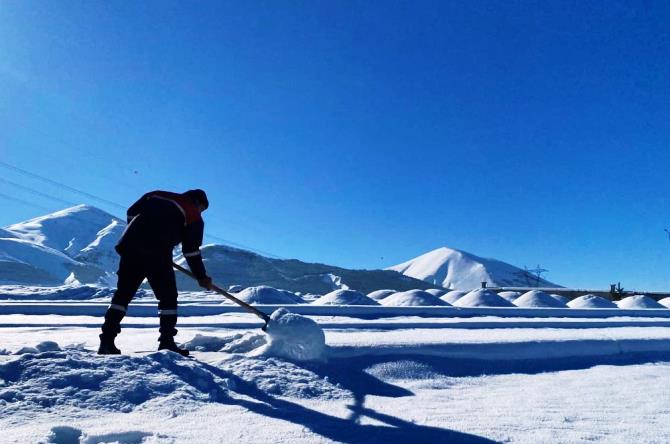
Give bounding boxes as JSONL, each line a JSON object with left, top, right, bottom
{"left": 172, "top": 262, "right": 271, "bottom": 331}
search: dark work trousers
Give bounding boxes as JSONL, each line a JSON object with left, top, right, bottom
{"left": 101, "top": 251, "right": 179, "bottom": 342}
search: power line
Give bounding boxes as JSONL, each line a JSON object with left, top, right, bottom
{"left": 0, "top": 192, "right": 54, "bottom": 213}
{"left": 0, "top": 164, "right": 283, "bottom": 258}
{"left": 0, "top": 177, "right": 78, "bottom": 207}
{"left": 0, "top": 160, "right": 126, "bottom": 210}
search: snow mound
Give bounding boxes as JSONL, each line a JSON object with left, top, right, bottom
{"left": 659, "top": 297, "right": 670, "bottom": 308}
{"left": 616, "top": 295, "right": 665, "bottom": 309}
{"left": 440, "top": 290, "right": 467, "bottom": 304}
{"left": 513, "top": 290, "right": 567, "bottom": 308}
{"left": 498, "top": 291, "right": 521, "bottom": 303}
{"left": 425, "top": 288, "right": 447, "bottom": 297}
{"left": 0, "top": 348, "right": 233, "bottom": 414}
{"left": 367, "top": 289, "right": 396, "bottom": 301}
{"left": 381, "top": 290, "right": 449, "bottom": 307}
{"left": 313, "top": 289, "right": 379, "bottom": 306}
{"left": 234, "top": 286, "right": 303, "bottom": 304}
{"left": 550, "top": 294, "right": 570, "bottom": 304}
{"left": 567, "top": 294, "right": 617, "bottom": 309}
{"left": 264, "top": 308, "right": 326, "bottom": 361}
{"left": 454, "top": 289, "right": 515, "bottom": 308}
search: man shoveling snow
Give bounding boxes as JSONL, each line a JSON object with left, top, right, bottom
{"left": 98, "top": 189, "right": 213, "bottom": 356}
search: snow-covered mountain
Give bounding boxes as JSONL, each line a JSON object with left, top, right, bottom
{"left": 387, "top": 246, "right": 559, "bottom": 290}
{"left": 1, "top": 205, "right": 121, "bottom": 285}
{"left": 1, "top": 205, "right": 431, "bottom": 293}
{"left": 174, "top": 244, "right": 431, "bottom": 294}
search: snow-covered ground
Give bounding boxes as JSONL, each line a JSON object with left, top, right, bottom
{"left": 3, "top": 288, "right": 670, "bottom": 443}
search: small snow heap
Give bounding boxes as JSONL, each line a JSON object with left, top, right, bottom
{"left": 567, "top": 294, "right": 617, "bottom": 309}
{"left": 312, "top": 289, "right": 378, "bottom": 306}
{"left": 498, "top": 291, "right": 521, "bottom": 303}
{"left": 367, "top": 289, "right": 396, "bottom": 301}
{"left": 381, "top": 290, "right": 449, "bottom": 306}
{"left": 454, "top": 289, "right": 515, "bottom": 308}
{"left": 659, "top": 297, "right": 670, "bottom": 308}
{"left": 514, "top": 290, "right": 567, "bottom": 308}
{"left": 263, "top": 308, "right": 326, "bottom": 361}
{"left": 441, "top": 290, "right": 467, "bottom": 304}
{"left": 425, "top": 288, "right": 447, "bottom": 297}
{"left": 616, "top": 295, "right": 665, "bottom": 309}
{"left": 550, "top": 294, "right": 570, "bottom": 304}
{"left": 233, "top": 286, "right": 303, "bottom": 305}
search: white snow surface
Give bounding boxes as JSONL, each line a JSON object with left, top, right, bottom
{"left": 312, "top": 289, "right": 378, "bottom": 306}
{"left": 660, "top": 297, "right": 670, "bottom": 308}
{"left": 454, "top": 289, "right": 515, "bottom": 308}
{"left": 234, "top": 286, "right": 303, "bottom": 305}
{"left": 513, "top": 290, "right": 567, "bottom": 308}
{"left": 380, "top": 290, "right": 449, "bottom": 307}
{"left": 425, "top": 288, "right": 446, "bottom": 297}
{"left": 5, "top": 285, "right": 670, "bottom": 443}
{"left": 617, "top": 295, "right": 666, "bottom": 309}
{"left": 568, "top": 294, "right": 618, "bottom": 309}
{"left": 387, "top": 246, "right": 558, "bottom": 290}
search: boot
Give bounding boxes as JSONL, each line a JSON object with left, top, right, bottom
{"left": 98, "top": 306, "right": 125, "bottom": 355}
{"left": 98, "top": 334, "right": 121, "bottom": 355}
{"left": 158, "top": 338, "right": 190, "bottom": 357}
{"left": 158, "top": 313, "right": 189, "bottom": 356}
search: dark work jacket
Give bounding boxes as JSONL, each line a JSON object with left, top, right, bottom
{"left": 115, "top": 190, "right": 208, "bottom": 280}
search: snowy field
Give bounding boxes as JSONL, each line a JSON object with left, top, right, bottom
{"left": 2, "top": 289, "right": 670, "bottom": 443}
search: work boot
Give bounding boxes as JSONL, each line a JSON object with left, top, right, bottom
{"left": 98, "top": 334, "right": 121, "bottom": 355}
{"left": 158, "top": 338, "right": 190, "bottom": 357}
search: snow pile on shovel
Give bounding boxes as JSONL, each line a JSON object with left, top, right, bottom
{"left": 263, "top": 308, "right": 326, "bottom": 361}
{"left": 185, "top": 308, "right": 326, "bottom": 362}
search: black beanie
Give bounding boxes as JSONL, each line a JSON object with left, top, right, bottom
{"left": 183, "top": 189, "right": 209, "bottom": 209}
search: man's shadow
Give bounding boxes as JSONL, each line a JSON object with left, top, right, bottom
{"left": 154, "top": 354, "right": 497, "bottom": 444}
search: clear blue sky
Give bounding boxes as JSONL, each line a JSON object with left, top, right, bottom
{"left": 1, "top": 1, "right": 669, "bottom": 290}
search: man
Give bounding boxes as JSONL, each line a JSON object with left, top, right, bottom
{"left": 98, "top": 189, "right": 213, "bottom": 356}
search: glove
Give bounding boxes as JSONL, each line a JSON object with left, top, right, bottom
{"left": 198, "top": 276, "right": 213, "bottom": 290}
